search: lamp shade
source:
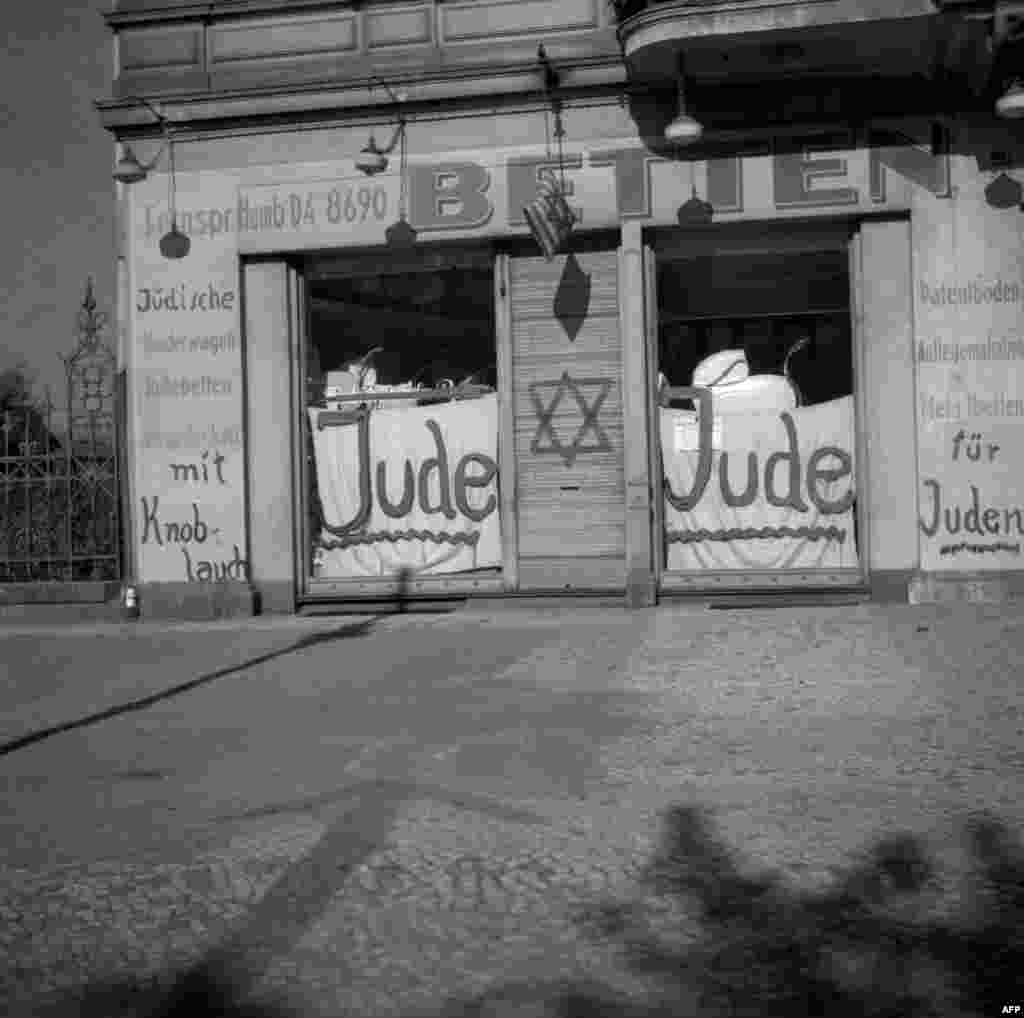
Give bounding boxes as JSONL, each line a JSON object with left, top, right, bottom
{"left": 113, "top": 145, "right": 148, "bottom": 184}
{"left": 665, "top": 110, "right": 704, "bottom": 145}
{"left": 985, "top": 172, "right": 1023, "bottom": 209}
{"left": 385, "top": 218, "right": 418, "bottom": 248}
{"left": 355, "top": 137, "right": 389, "bottom": 175}
{"left": 159, "top": 225, "right": 191, "bottom": 259}
{"left": 996, "top": 81, "right": 1024, "bottom": 119}
{"left": 677, "top": 187, "right": 714, "bottom": 225}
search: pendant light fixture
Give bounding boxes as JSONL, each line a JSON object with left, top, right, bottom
{"left": 676, "top": 156, "right": 713, "bottom": 226}
{"left": 991, "top": 0, "right": 1024, "bottom": 120}
{"left": 996, "top": 79, "right": 1024, "bottom": 119}
{"left": 353, "top": 81, "right": 416, "bottom": 247}
{"left": 522, "top": 45, "right": 576, "bottom": 261}
{"left": 664, "top": 61, "right": 703, "bottom": 146}
{"left": 355, "top": 83, "right": 408, "bottom": 176}
{"left": 385, "top": 100, "right": 417, "bottom": 248}
{"left": 112, "top": 97, "right": 190, "bottom": 259}
{"left": 158, "top": 131, "right": 190, "bottom": 259}
{"left": 985, "top": 170, "right": 1023, "bottom": 208}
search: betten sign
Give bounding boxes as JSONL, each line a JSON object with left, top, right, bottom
{"left": 138, "top": 127, "right": 950, "bottom": 250}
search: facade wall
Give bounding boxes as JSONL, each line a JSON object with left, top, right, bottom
{"left": 910, "top": 127, "right": 1024, "bottom": 597}
{"left": 107, "top": 0, "right": 620, "bottom": 103}
{"left": 116, "top": 78, "right": 1024, "bottom": 610}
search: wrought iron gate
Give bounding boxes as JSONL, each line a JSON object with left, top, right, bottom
{"left": 0, "top": 281, "right": 122, "bottom": 583}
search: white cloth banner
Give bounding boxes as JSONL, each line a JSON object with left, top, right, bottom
{"left": 309, "top": 393, "right": 502, "bottom": 577}
{"left": 660, "top": 397, "right": 859, "bottom": 571}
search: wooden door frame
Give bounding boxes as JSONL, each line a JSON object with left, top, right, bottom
{"left": 620, "top": 221, "right": 656, "bottom": 607}
{"left": 495, "top": 252, "right": 519, "bottom": 591}
{"left": 644, "top": 240, "right": 666, "bottom": 590}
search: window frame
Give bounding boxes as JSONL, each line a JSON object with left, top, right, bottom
{"left": 295, "top": 241, "right": 510, "bottom": 601}
{"left": 645, "top": 218, "right": 869, "bottom": 593}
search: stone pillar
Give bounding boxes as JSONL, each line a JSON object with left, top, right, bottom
{"left": 619, "top": 222, "right": 656, "bottom": 608}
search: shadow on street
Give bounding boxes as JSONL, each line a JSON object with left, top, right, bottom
{"left": 0, "top": 619, "right": 376, "bottom": 759}
{"left": 0, "top": 565, "right": 428, "bottom": 759}
{"left": 35, "top": 801, "right": 1024, "bottom": 1017}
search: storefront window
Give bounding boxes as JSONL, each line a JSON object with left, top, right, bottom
{"left": 657, "top": 247, "right": 860, "bottom": 574}
{"left": 303, "top": 250, "right": 500, "bottom": 582}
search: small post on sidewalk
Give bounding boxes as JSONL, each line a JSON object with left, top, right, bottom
{"left": 396, "top": 566, "right": 413, "bottom": 613}
{"left": 121, "top": 583, "right": 140, "bottom": 621}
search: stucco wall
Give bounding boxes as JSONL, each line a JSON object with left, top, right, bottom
{"left": 124, "top": 108, "right": 1023, "bottom": 597}
{"left": 911, "top": 121, "right": 1024, "bottom": 577}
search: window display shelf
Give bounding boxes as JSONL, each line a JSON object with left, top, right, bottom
{"left": 310, "top": 384, "right": 495, "bottom": 429}
{"left": 659, "top": 307, "right": 847, "bottom": 324}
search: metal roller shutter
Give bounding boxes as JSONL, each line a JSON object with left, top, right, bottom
{"left": 509, "top": 250, "right": 626, "bottom": 590}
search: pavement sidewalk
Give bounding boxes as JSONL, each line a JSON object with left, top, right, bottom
{"left": 2, "top": 599, "right": 1023, "bottom": 1016}
{"left": 2, "top": 597, "right": 1021, "bottom": 750}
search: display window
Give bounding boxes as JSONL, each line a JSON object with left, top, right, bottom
{"left": 653, "top": 233, "right": 862, "bottom": 581}
{"left": 301, "top": 247, "right": 501, "bottom": 586}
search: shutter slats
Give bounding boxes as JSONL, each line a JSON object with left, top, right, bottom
{"left": 510, "top": 249, "right": 626, "bottom": 577}
{"left": 511, "top": 320, "right": 621, "bottom": 352}
{"left": 510, "top": 262, "right": 619, "bottom": 320}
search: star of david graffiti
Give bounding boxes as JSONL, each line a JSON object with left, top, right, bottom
{"left": 528, "top": 371, "right": 613, "bottom": 468}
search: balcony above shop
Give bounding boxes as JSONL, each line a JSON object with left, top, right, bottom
{"left": 100, "top": 0, "right": 622, "bottom": 127}
{"left": 616, "top": 0, "right": 949, "bottom": 82}
{"left": 611, "top": 0, "right": 1024, "bottom": 131}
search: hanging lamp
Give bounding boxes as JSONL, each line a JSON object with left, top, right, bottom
{"left": 158, "top": 131, "right": 190, "bottom": 259}
{"left": 985, "top": 171, "right": 1023, "bottom": 208}
{"left": 664, "top": 64, "right": 703, "bottom": 146}
{"left": 385, "top": 103, "right": 417, "bottom": 248}
{"left": 676, "top": 153, "right": 713, "bottom": 225}
{"left": 355, "top": 82, "right": 408, "bottom": 176}
{"left": 111, "top": 97, "right": 190, "bottom": 259}
{"left": 996, "top": 80, "right": 1024, "bottom": 119}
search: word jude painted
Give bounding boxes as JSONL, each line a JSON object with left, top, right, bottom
{"left": 99, "top": 0, "right": 1024, "bottom": 615}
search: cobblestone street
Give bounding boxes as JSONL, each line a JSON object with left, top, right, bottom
{"left": 1, "top": 602, "right": 1022, "bottom": 1015}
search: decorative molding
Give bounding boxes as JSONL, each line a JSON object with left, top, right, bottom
{"left": 210, "top": 12, "right": 359, "bottom": 65}
{"left": 109, "top": 0, "right": 617, "bottom": 104}
{"left": 119, "top": 24, "right": 203, "bottom": 72}
{"left": 365, "top": 5, "right": 434, "bottom": 49}
{"left": 107, "top": 1, "right": 363, "bottom": 29}
{"left": 99, "top": 54, "right": 626, "bottom": 133}
{"left": 441, "top": 0, "right": 601, "bottom": 44}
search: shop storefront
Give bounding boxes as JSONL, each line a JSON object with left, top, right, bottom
{"left": 102, "top": 3, "right": 1024, "bottom": 616}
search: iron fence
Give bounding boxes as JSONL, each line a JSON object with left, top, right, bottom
{"left": 0, "top": 282, "right": 121, "bottom": 583}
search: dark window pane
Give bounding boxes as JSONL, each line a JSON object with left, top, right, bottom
{"left": 308, "top": 265, "right": 495, "bottom": 400}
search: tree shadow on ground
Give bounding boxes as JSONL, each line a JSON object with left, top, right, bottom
{"left": 559, "top": 805, "right": 1024, "bottom": 1018}
{"left": 32, "top": 966, "right": 302, "bottom": 1018}
{"left": 442, "top": 805, "right": 1024, "bottom": 1018}
{"left": 33, "top": 804, "right": 1024, "bottom": 1017}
